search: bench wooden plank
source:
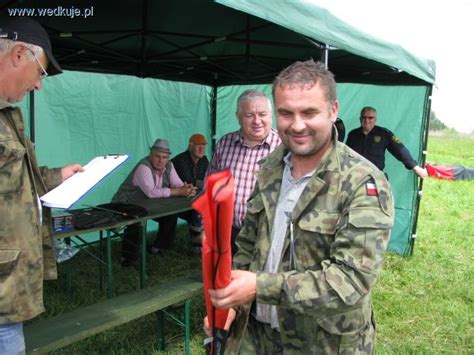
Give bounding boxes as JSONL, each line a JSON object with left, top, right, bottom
{"left": 25, "top": 273, "right": 202, "bottom": 354}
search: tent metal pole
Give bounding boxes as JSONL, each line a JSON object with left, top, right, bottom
{"left": 245, "top": 15, "right": 250, "bottom": 80}
{"left": 29, "top": 90, "right": 35, "bottom": 143}
{"left": 139, "top": 0, "right": 148, "bottom": 77}
{"left": 408, "top": 84, "right": 433, "bottom": 256}
{"left": 321, "top": 44, "right": 329, "bottom": 68}
{"left": 210, "top": 86, "right": 218, "bottom": 153}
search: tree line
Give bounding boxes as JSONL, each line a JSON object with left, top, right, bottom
{"left": 429, "top": 111, "right": 448, "bottom": 131}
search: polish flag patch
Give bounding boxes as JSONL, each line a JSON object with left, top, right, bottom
{"left": 366, "top": 182, "right": 378, "bottom": 196}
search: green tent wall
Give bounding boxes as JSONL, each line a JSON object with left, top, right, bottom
{"left": 18, "top": 73, "right": 429, "bottom": 256}
{"left": 3, "top": 0, "right": 435, "bottom": 255}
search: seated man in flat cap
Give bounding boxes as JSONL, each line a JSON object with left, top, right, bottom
{"left": 112, "top": 138, "right": 197, "bottom": 267}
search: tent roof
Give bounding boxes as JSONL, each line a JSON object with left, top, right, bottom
{"left": 1, "top": 0, "right": 435, "bottom": 86}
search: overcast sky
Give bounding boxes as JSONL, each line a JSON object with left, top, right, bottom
{"left": 313, "top": 0, "right": 473, "bottom": 133}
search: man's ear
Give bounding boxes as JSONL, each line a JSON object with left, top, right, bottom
{"left": 235, "top": 111, "right": 242, "bottom": 125}
{"left": 330, "top": 100, "right": 339, "bottom": 123}
{"left": 11, "top": 44, "right": 27, "bottom": 68}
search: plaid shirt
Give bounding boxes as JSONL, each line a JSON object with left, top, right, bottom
{"left": 207, "top": 129, "right": 281, "bottom": 228}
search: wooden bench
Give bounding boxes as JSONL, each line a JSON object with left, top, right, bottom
{"left": 24, "top": 272, "right": 203, "bottom": 354}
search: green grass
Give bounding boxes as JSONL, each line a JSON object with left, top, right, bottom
{"left": 35, "top": 130, "right": 473, "bottom": 354}
{"left": 427, "top": 130, "right": 474, "bottom": 166}
{"left": 374, "top": 130, "right": 474, "bottom": 354}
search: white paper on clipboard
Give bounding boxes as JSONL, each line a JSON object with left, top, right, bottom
{"left": 40, "top": 155, "right": 129, "bottom": 209}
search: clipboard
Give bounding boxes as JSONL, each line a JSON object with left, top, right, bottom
{"left": 40, "top": 155, "right": 129, "bottom": 209}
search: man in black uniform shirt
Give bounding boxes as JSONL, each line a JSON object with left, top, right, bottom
{"left": 335, "top": 117, "right": 345, "bottom": 142}
{"left": 346, "top": 106, "right": 427, "bottom": 179}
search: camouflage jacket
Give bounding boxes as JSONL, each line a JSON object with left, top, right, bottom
{"left": 0, "top": 107, "right": 62, "bottom": 324}
{"left": 227, "top": 140, "right": 394, "bottom": 354}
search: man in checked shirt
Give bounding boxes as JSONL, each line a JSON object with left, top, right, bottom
{"left": 206, "top": 89, "right": 281, "bottom": 255}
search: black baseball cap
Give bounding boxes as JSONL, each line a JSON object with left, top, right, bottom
{"left": 0, "top": 16, "right": 62, "bottom": 76}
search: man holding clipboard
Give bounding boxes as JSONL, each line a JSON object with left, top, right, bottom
{"left": 0, "top": 16, "right": 83, "bottom": 354}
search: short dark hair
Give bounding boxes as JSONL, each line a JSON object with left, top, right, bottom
{"left": 272, "top": 59, "right": 337, "bottom": 104}
{"left": 360, "top": 106, "right": 377, "bottom": 116}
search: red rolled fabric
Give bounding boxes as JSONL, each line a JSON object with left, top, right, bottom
{"left": 426, "top": 163, "right": 454, "bottom": 180}
{"left": 192, "top": 169, "right": 234, "bottom": 354}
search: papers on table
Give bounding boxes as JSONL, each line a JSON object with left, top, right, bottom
{"left": 40, "top": 155, "right": 129, "bottom": 209}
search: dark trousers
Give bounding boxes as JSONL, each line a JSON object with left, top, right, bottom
{"left": 122, "top": 211, "right": 201, "bottom": 262}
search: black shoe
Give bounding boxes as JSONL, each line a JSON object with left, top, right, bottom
{"left": 121, "top": 259, "right": 139, "bottom": 269}
{"left": 148, "top": 246, "right": 164, "bottom": 256}
{"left": 190, "top": 232, "right": 202, "bottom": 246}
{"left": 191, "top": 246, "right": 202, "bottom": 255}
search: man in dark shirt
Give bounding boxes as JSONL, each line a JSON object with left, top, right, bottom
{"left": 346, "top": 106, "right": 427, "bottom": 178}
{"left": 335, "top": 117, "right": 345, "bottom": 142}
{"left": 172, "top": 134, "right": 209, "bottom": 252}
{"left": 172, "top": 134, "right": 209, "bottom": 191}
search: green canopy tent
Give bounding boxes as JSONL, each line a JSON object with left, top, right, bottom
{"left": 1, "top": 0, "right": 435, "bottom": 255}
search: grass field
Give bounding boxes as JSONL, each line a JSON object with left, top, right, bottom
{"left": 38, "top": 130, "right": 473, "bottom": 354}
{"left": 374, "top": 131, "right": 474, "bottom": 354}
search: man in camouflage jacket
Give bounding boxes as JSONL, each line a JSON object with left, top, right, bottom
{"left": 0, "top": 17, "right": 82, "bottom": 353}
{"left": 206, "top": 60, "right": 394, "bottom": 354}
